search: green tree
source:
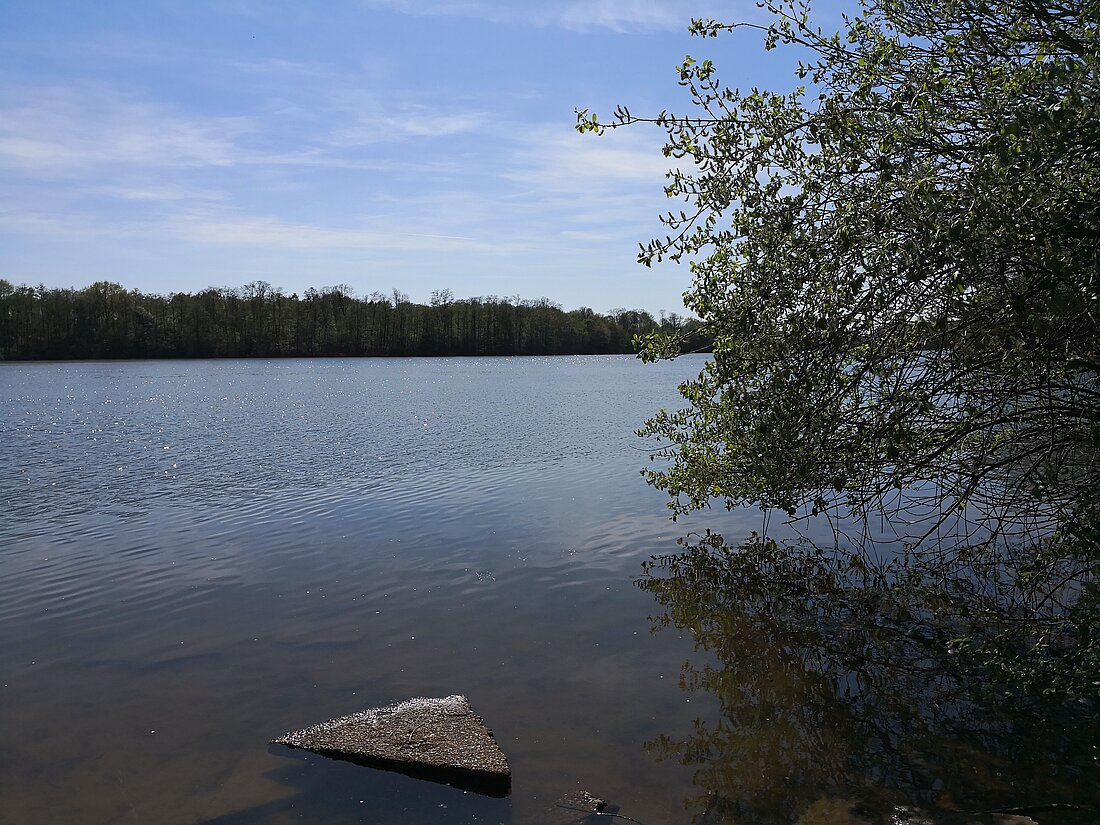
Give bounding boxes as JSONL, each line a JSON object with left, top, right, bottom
{"left": 580, "top": 0, "right": 1098, "bottom": 691}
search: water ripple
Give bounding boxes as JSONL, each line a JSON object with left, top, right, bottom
{"left": 0, "top": 356, "right": 723, "bottom": 825}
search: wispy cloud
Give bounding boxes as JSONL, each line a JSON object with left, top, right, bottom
{"left": 362, "top": 0, "right": 747, "bottom": 32}
{"left": 0, "top": 75, "right": 671, "bottom": 250}
{"left": 96, "top": 184, "right": 231, "bottom": 203}
{"left": 168, "top": 210, "right": 514, "bottom": 254}
{"left": 218, "top": 57, "right": 337, "bottom": 79}
{"left": 360, "top": 0, "right": 512, "bottom": 25}
{"left": 554, "top": 0, "right": 707, "bottom": 33}
{"left": 0, "top": 80, "right": 492, "bottom": 181}
{"left": 0, "top": 201, "right": 509, "bottom": 255}
{"left": 0, "top": 85, "right": 248, "bottom": 175}
{"left": 323, "top": 102, "right": 486, "bottom": 147}
{"left": 508, "top": 126, "right": 672, "bottom": 189}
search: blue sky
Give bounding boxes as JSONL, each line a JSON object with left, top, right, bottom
{"left": 0, "top": 1, "right": 847, "bottom": 315}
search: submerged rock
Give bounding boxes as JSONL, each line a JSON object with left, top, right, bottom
{"left": 271, "top": 694, "right": 511, "bottom": 796}
{"left": 538, "top": 791, "right": 618, "bottom": 824}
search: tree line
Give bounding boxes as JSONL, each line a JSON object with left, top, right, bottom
{"left": 0, "top": 280, "right": 708, "bottom": 360}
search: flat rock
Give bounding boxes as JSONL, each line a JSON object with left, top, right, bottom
{"left": 271, "top": 694, "right": 510, "bottom": 796}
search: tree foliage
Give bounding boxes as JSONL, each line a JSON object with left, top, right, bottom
{"left": 580, "top": 0, "right": 1099, "bottom": 696}
{"left": 580, "top": 0, "right": 1099, "bottom": 554}
{"left": 0, "top": 279, "right": 704, "bottom": 360}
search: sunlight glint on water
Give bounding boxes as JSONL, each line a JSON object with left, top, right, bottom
{"left": 1, "top": 356, "right": 736, "bottom": 825}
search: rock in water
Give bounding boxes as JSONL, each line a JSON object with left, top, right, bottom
{"left": 539, "top": 791, "right": 618, "bottom": 824}
{"left": 271, "top": 694, "right": 511, "bottom": 796}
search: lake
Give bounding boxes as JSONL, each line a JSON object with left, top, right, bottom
{"left": 1, "top": 356, "right": 1095, "bottom": 824}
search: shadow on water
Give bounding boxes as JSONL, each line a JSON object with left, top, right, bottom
{"left": 267, "top": 742, "right": 513, "bottom": 798}
{"left": 636, "top": 532, "right": 1099, "bottom": 825}
{"left": 195, "top": 749, "right": 513, "bottom": 825}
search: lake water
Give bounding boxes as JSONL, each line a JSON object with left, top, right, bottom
{"left": 1, "top": 356, "right": 1096, "bottom": 825}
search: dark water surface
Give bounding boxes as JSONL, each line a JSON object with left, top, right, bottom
{"left": 2, "top": 357, "right": 1095, "bottom": 825}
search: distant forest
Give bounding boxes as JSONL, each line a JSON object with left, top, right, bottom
{"left": 0, "top": 279, "right": 709, "bottom": 360}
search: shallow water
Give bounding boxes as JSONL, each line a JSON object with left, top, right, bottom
{"left": 1, "top": 356, "right": 1095, "bottom": 824}
{"left": 0, "top": 356, "right": 738, "bottom": 824}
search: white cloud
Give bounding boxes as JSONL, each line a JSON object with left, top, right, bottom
{"left": 0, "top": 80, "right": 495, "bottom": 183}
{"left": 505, "top": 124, "right": 675, "bottom": 198}
{"left": 0, "top": 78, "right": 676, "bottom": 279}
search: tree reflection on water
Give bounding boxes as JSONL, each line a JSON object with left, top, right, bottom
{"left": 637, "top": 533, "right": 1098, "bottom": 825}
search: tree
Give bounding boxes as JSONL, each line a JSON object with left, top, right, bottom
{"left": 579, "top": 0, "right": 1099, "bottom": 691}
{"left": 580, "top": 0, "right": 1098, "bottom": 549}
